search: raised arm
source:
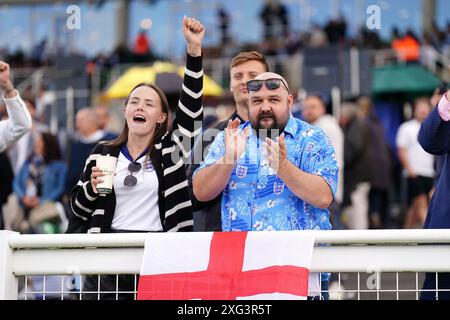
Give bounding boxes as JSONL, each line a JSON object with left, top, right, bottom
{"left": 0, "top": 61, "right": 32, "bottom": 152}
{"left": 171, "top": 17, "right": 205, "bottom": 162}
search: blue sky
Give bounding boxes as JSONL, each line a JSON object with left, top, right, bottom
{"left": 0, "top": 0, "right": 449, "bottom": 59}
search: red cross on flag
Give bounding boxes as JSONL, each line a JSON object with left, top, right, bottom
{"left": 137, "top": 231, "right": 316, "bottom": 300}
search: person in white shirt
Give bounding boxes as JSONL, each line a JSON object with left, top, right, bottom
{"left": 302, "top": 94, "right": 344, "bottom": 203}
{"left": 396, "top": 97, "right": 435, "bottom": 229}
{"left": 302, "top": 94, "right": 345, "bottom": 230}
{"left": 0, "top": 61, "right": 32, "bottom": 153}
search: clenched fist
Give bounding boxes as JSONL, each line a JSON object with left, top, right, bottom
{"left": 0, "top": 61, "right": 16, "bottom": 97}
{"left": 182, "top": 16, "right": 205, "bottom": 57}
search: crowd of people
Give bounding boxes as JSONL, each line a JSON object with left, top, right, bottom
{"left": 211, "top": 0, "right": 450, "bottom": 62}
{"left": 0, "top": 34, "right": 444, "bottom": 236}
{"left": 2, "top": 0, "right": 450, "bottom": 90}
{"left": 1, "top": 10, "right": 450, "bottom": 300}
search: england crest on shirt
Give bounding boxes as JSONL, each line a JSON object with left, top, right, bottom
{"left": 143, "top": 159, "right": 155, "bottom": 172}
{"left": 273, "top": 181, "right": 285, "bottom": 195}
{"left": 235, "top": 165, "right": 248, "bottom": 179}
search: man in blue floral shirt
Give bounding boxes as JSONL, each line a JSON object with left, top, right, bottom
{"left": 193, "top": 72, "right": 338, "bottom": 232}
{"left": 193, "top": 72, "right": 338, "bottom": 299}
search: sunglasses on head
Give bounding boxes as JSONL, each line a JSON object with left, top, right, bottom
{"left": 246, "top": 78, "right": 289, "bottom": 93}
{"left": 124, "top": 162, "right": 142, "bottom": 187}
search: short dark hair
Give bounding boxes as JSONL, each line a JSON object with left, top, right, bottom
{"left": 230, "top": 51, "right": 269, "bottom": 72}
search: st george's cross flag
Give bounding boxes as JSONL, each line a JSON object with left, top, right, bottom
{"left": 137, "top": 231, "right": 317, "bottom": 300}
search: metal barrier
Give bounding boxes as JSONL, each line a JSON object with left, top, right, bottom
{"left": 2, "top": 229, "right": 450, "bottom": 300}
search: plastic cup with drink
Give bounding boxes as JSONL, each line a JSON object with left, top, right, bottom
{"left": 96, "top": 154, "right": 117, "bottom": 194}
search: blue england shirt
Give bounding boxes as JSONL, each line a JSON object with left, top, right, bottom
{"left": 194, "top": 116, "right": 339, "bottom": 232}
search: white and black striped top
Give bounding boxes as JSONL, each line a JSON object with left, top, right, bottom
{"left": 68, "top": 53, "right": 203, "bottom": 234}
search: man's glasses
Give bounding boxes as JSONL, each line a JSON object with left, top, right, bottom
{"left": 124, "top": 162, "right": 141, "bottom": 187}
{"left": 246, "top": 78, "right": 289, "bottom": 93}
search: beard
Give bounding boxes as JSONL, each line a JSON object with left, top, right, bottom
{"left": 251, "top": 112, "right": 287, "bottom": 141}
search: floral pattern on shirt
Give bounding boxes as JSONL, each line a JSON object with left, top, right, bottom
{"left": 194, "top": 116, "right": 339, "bottom": 232}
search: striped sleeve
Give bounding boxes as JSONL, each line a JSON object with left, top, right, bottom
{"left": 69, "top": 146, "right": 101, "bottom": 221}
{"left": 171, "top": 53, "right": 203, "bottom": 162}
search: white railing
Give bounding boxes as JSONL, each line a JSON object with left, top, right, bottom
{"left": 2, "top": 229, "right": 450, "bottom": 300}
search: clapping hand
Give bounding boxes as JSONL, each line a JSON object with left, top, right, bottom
{"left": 263, "top": 133, "right": 288, "bottom": 173}
{"left": 223, "top": 119, "right": 250, "bottom": 165}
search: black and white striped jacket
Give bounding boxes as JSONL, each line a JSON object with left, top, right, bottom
{"left": 68, "top": 54, "right": 203, "bottom": 233}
